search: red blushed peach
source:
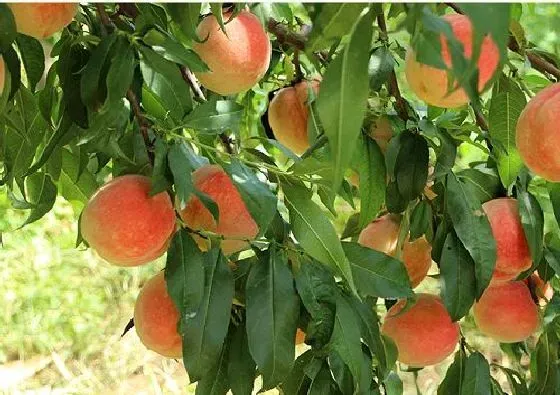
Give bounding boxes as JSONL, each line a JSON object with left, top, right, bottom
{"left": 134, "top": 272, "right": 182, "bottom": 358}
{"left": 358, "top": 214, "right": 432, "bottom": 288}
{"left": 81, "top": 175, "right": 176, "bottom": 267}
{"left": 473, "top": 281, "right": 540, "bottom": 343}
{"left": 9, "top": 3, "right": 78, "bottom": 39}
{"left": 295, "top": 328, "right": 306, "bottom": 345}
{"left": 382, "top": 294, "right": 460, "bottom": 367}
{"left": 179, "top": 165, "right": 258, "bottom": 255}
{"left": 192, "top": 10, "right": 271, "bottom": 95}
{"left": 482, "top": 198, "right": 532, "bottom": 284}
{"left": 268, "top": 79, "right": 321, "bottom": 156}
{"left": 369, "top": 117, "right": 392, "bottom": 153}
{"left": 516, "top": 83, "right": 560, "bottom": 181}
{"left": 405, "top": 14, "right": 500, "bottom": 108}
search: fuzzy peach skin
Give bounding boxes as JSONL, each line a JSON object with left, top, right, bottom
{"left": 295, "top": 328, "right": 306, "bottom": 345}
{"left": 473, "top": 281, "right": 540, "bottom": 343}
{"left": 358, "top": 214, "right": 432, "bottom": 288}
{"left": 405, "top": 14, "right": 500, "bottom": 108}
{"left": 179, "top": 165, "right": 258, "bottom": 255}
{"left": 192, "top": 10, "right": 271, "bottom": 95}
{"left": 268, "top": 79, "right": 321, "bottom": 156}
{"left": 382, "top": 294, "right": 460, "bottom": 367}
{"left": 369, "top": 117, "right": 392, "bottom": 153}
{"left": 516, "top": 83, "right": 560, "bottom": 181}
{"left": 81, "top": 175, "right": 176, "bottom": 267}
{"left": 482, "top": 198, "right": 532, "bottom": 284}
{"left": 134, "top": 272, "right": 182, "bottom": 358}
{"left": 8, "top": 3, "right": 78, "bottom": 39}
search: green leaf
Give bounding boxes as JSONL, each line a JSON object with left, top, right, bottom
{"left": 529, "top": 329, "right": 558, "bottom": 395}
{"left": 21, "top": 172, "right": 57, "bottom": 226}
{"left": 328, "top": 351, "right": 354, "bottom": 395}
{"left": 165, "top": 230, "right": 205, "bottom": 318}
{"left": 195, "top": 337, "right": 230, "bottom": 395}
{"left": 342, "top": 242, "right": 413, "bottom": 298}
{"left": 16, "top": 34, "right": 45, "bottom": 91}
{"left": 0, "top": 4, "right": 16, "bottom": 52}
{"left": 499, "top": 366, "right": 528, "bottom": 395}
{"left": 306, "top": 4, "right": 368, "bottom": 52}
{"left": 80, "top": 33, "right": 117, "bottom": 108}
{"left": 446, "top": 173, "right": 496, "bottom": 299}
{"left": 245, "top": 247, "right": 300, "bottom": 389}
{"left": 140, "top": 46, "right": 192, "bottom": 124}
{"left": 222, "top": 159, "right": 277, "bottom": 236}
{"left": 353, "top": 134, "right": 386, "bottom": 229}
{"left": 456, "top": 167, "right": 502, "bottom": 204}
{"left": 282, "top": 182, "right": 356, "bottom": 292}
{"left": 227, "top": 321, "right": 256, "bottom": 395}
{"left": 517, "top": 189, "right": 544, "bottom": 268}
{"left": 460, "top": 352, "right": 491, "bottom": 395}
{"left": 440, "top": 232, "right": 476, "bottom": 321}
{"left": 308, "top": 362, "right": 336, "bottom": 395}
{"left": 316, "top": 7, "right": 374, "bottom": 194}
{"left": 39, "top": 63, "right": 59, "bottom": 126}
{"left": 58, "top": 148, "right": 98, "bottom": 207}
{"left": 547, "top": 182, "right": 560, "bottom": 228}
{"left": 384, "top": 372, "right": 403, "bottom": 395}
{"left": 143, "top": 28, "right": 208, "bottom": 71}
{"left": 166, "top": 3, "right": 201, "bottom": 42}
{"left": 280, "top": 351, "right": 313, "bottom": 395}
{"left": 150, "top": 138, "right": 171, "bottom": 195}
{"left": 181, "top": 247, "right": 234, "bottom": 381}
{"left": 105, "top": 36, "right": 136, "bottom": 107}
{"left": 438, "top": 349, "right": 467, "bottom": 395}
{"left": 409, "top": 200, "right": 432, "bottom": 241}
{"left": 57, "top": 42, "right": 89, "bottom": 128}
{"left": 183, "top": 99, "right": 243, "bottom": 133}
{"left": 369, "top": 45, "right": 395, "bottom": 91}
{"left": 461, "top": 4, "right": 511, "bottom": 60}
{"left": 330, "top": 292, "right": 364, "bottom": 392}
{"left": 395, "top": 132, "right": 429, "bottom": 201}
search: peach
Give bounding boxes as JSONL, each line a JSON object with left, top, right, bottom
{"left": 134, "top": 272, "right": 182, "bottom": 358}
{"left": 295, "top": 328, "right": 306, "bottom": 345}
{"left": 192, "top": 10, "right": 271, "bottom": 95}
{"left": 516, "top": 83, "right": 560, "bottom": 181}
{"left": 369, "top": 117, "right": 392, "bottom": 153}
{"left": 179, "top": 165, "right": 259, "bottom": 255}
{"left": 382, "top": 294, "right": 460, "bottom": 367}
{"left": 268, "top": 79, "right": 321, "bottom": 156}
{"left": 358, "top": 214, "right": 432, "bottom": 288}
{"left": 81, "top": 175, "right": 176, "bottom": 267}
{"left": 482, "top": 198, "right": 532, "bottom": 284}
{"left": 8, "top": 3, "right": 78, "bottom": 39}
{"left": 473, "top": 281, "right": 540, "bottom": 343}
{"left": 405, "top": 14, "right": 500, "bottom": 108}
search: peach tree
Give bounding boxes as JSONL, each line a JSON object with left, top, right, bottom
{"left": 1, "top": 2, "right": 560, "bottom": 394}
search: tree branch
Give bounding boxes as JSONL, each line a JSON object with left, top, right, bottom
{"left": 267, "top": 18, "right": 307, "bottom": 50}
{"left": 180, "top": 66, "right": 206, "bottom": 101}
{"left": 377, "top": 11, "right": 410, "bottom": 121}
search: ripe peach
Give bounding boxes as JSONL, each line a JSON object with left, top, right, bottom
{"left": 382, "top": 294, "right": 459, "bottom": 367}
{"left": 134, "top": 272, "right": 182, "bottom": 358}
{"left": 8, "top": 3, "right": 78, "bottom": 39}
{"left": 81, "top": 175, "right": 176, "bottom": 267}
{"left": 295, "top": 328, "right": 306, "bottom": 345}
{"left": 482, "top": 198, "right": 532, "bottom": 284}
{"left": 179, "top": 165, "right": 259, "bottom": 255}
{"left": 192, "top": 10, "right": 271, "bottom": 95}
{"left": 369, "top": 117, "right": 392, "bottom": 153}
{"left": 358, "top": 214, "right": 432, "bottom": 288}
{"left": 473, "top": 281, "right": 539, "bottom": 343}
{"left": 405, "top": 14, "right": 500, "bottom": 108}
{"left": 268, "top": 79, "right": 321, "bottom": 156}
{"left": 516, "top": 83, "right": 560, "bottom": 181}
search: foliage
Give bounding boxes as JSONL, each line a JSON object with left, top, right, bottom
{"left": 2, "top": 2, "right": 560, "bottom": 395}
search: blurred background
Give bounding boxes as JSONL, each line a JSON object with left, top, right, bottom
{"left": 1, "top": 3, "right": 559, "bottom": 394}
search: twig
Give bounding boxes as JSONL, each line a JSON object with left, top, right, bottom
{"left": 180, "top": 66, "right": 206, "bottom": 101}
{"left": 267, "top": 18, "right": 307, "bottom": 50}
{"left": 473, "top": 107, "right": 489, "bottom": 131}
{"left": 126, "top": 90, "right": 154, "bottom": 163}
{"left": 293, "top": 50, "right": 304, "bottom": 81}
{"left": 445, "top": 2, "right": 560, "bottom": 81}
{"left": 377, "top": 11, "right": 410, "bottom": 121}
{"left": 95, "top": 4, "right": 113, "bottom": 34}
